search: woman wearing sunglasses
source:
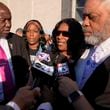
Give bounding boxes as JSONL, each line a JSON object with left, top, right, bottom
{"left": 52, "top": 18, "right": 86, "bottom": 77}
{"left": 51, "top": 18, "right": 86, "bottom": 110}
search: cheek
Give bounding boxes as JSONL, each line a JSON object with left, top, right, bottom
{"left": 35, "top": 34, "right": 41, "bottom": 39}
{"left": 56, "top": 36, "right": 59, "bottom": 40}
{"left": 90, "top": 21, "right": 103, "bottom": 33}
{"left": 65, "top": 43, "right": 68, "bottom": 50}
{"left": 58, "top": 42, "right": 68, "bottom": 51}
{"left": 65, "top": 37, "right": 69, "bottom": 40}
{"left": 0, "top": 24, "right": 5, "bottom": 31}
{"left": 26, "top": 33, "right": 29, "bottom": 37}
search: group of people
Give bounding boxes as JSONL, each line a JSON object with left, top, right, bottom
{"left": 0, "top": 0, "right": 110, "bottom": 110}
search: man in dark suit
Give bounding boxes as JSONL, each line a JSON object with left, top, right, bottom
{"left": 58, "top": 0, "right": 110, "bottom": 110}
{"left": 0, "top": 2, "right": 31, "bottom": 104}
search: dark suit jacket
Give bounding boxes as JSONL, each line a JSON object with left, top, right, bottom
{"left": 1, "top": 32, "right": 31, "bottom": 104}
{"left": 82, "top": 56, "right": 110, "bottom": 110}
{"left": 7, "top": 32, "right": 31, "bottom": 88}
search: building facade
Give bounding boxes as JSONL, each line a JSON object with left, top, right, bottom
{"left": 0, "top": 0, "right": 85, "bottom": 34}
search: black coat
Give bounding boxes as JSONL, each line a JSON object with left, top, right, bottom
{"left": 82, "top": 56, "right": 110, "bottom": 110}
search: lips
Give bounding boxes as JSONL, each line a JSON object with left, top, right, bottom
{"left": 84, "top": 32, "right": 92, "bottom": 37}
{"left": 57, "top": 41, "right": 66, "bottom": 46}
{"left": 4, "top": 29, "right": 10, "bottom": 34}
{"left": 83, "top": 28, "right": 93, "bottom": 36}
{"left": 83, "top": 28, "right": 92, "bottom": 36}
{"left": 28, "top": 39, "right": 35, "bottom": 43}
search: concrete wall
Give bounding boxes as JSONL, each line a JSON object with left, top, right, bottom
{"left": 0, "top": 0, "right": 76, "bottom": 34}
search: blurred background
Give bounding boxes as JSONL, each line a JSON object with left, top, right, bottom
{"left": 0, "top": 0, "right": 86, "bottom": 35}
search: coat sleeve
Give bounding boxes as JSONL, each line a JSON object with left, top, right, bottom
{"left": 0, "top": 105, "right": 14, "bottom": 110}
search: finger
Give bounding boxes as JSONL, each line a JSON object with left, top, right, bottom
{"left": 33, "top": 87, "right": 41, "bottom": 97}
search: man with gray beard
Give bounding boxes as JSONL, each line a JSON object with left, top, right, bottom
{"left": 57, "top": 0, "right": 110, "bottom": 110}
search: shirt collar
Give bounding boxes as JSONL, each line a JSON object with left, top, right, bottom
{"left": 97, "top": 37, "right": 110, "bottom": 53}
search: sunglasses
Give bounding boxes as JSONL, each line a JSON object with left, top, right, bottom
{"left": 55, "top": 31, "right": 70, "bottom": 37}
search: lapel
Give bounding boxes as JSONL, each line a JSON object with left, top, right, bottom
{"left": 6, "top": 33, "right": 17, "bottom": 56}
{"left": 82, "top": 57, "right": 110, "bottom": 98}
{"left": 103, "top": 56, "right": 110, "bottom": 72}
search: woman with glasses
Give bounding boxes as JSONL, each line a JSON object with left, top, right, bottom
{"left": 51, "top": 18, "right": 86, "bottom": 110}
{"left": 52, "top": 18, "right": 86, "bottom": 77}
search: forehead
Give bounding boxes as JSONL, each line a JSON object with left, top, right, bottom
{"left": 84, "top": 0, "right": 104, "bottom": 14}
{"left": 0, "top": 8, "right": 11, "bottom": 19}
{"left": 58, "top": 23, "right": 69, "bottom": 31}
{"left": 26, "top": 22, "right": 41, "bottom": 30}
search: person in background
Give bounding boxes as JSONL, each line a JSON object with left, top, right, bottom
{"left": 49, "top": 18, "right": 86, "bottom": 110}
{"left": 23, "top": 19, "right": 54, "bottom": 89}
{"left": 58, "top": 0, "right": 110, "bottom": 110}
{"left": 23, "top": 19, "right": 46, "bottom": 64}
{"left": 44, "top": 34, "right": 54, "bottom": 53}
{"left": 0, "top": 2, "right": 31, "bottom": 104}
{"left": 15, "top": 28, "right": 23, "bottom": 37}
{"left": 23, "top": 20, "right": 54, "bottom": 109}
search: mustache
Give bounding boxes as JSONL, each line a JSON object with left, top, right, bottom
{"left": 82, "top": 27, "right": 89, "bottom": 33}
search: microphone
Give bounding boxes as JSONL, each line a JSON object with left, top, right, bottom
{"left": 32, "top": 52, "right": 54, "bottom": 88}
{"left": 33, "top": 52, "right": 54, "bottom": 76}
{"left": 54, "top": 54, "right": 70, "bottom": 78}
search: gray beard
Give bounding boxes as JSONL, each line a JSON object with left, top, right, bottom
{"left": 84, "top": 31, "right": 109, "bottom": 46}
{"left": 85, "top": 35, "right": 100, "bottom": 46}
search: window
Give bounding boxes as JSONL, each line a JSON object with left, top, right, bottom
{"left": 75, "top": 0, "right": 86, "bottom": 22}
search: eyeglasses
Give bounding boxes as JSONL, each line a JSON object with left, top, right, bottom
{"left": 55, "top": 31, "right": 70, "bottom": 37}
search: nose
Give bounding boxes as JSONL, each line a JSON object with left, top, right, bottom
{"left": 5, "top": 19, "right": 11, "bottom": 28}
{"left": 29, "top": 30, "right": 35, "bottom": 36}
{"left": 57, "top": 33, "right": 63, "bottom": 39}
{"left": 82, "top": 16, "right": 90, "bottom": 27}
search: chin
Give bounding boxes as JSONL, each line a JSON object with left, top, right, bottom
{"left": 2, "top": 33, "right": 9, "bottom": 38}
{"left": 85, "top": 36, "right": 100, "bottom": 46}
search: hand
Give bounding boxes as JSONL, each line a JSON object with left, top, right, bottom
{"left": 12, "top": 86, "right": 40, "bottom": 110}
{"left": 58, "top": 76, "right": 79, "bottom": 97}
{"left": 41, "top": 85, "right": 55, "bottom": 103}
